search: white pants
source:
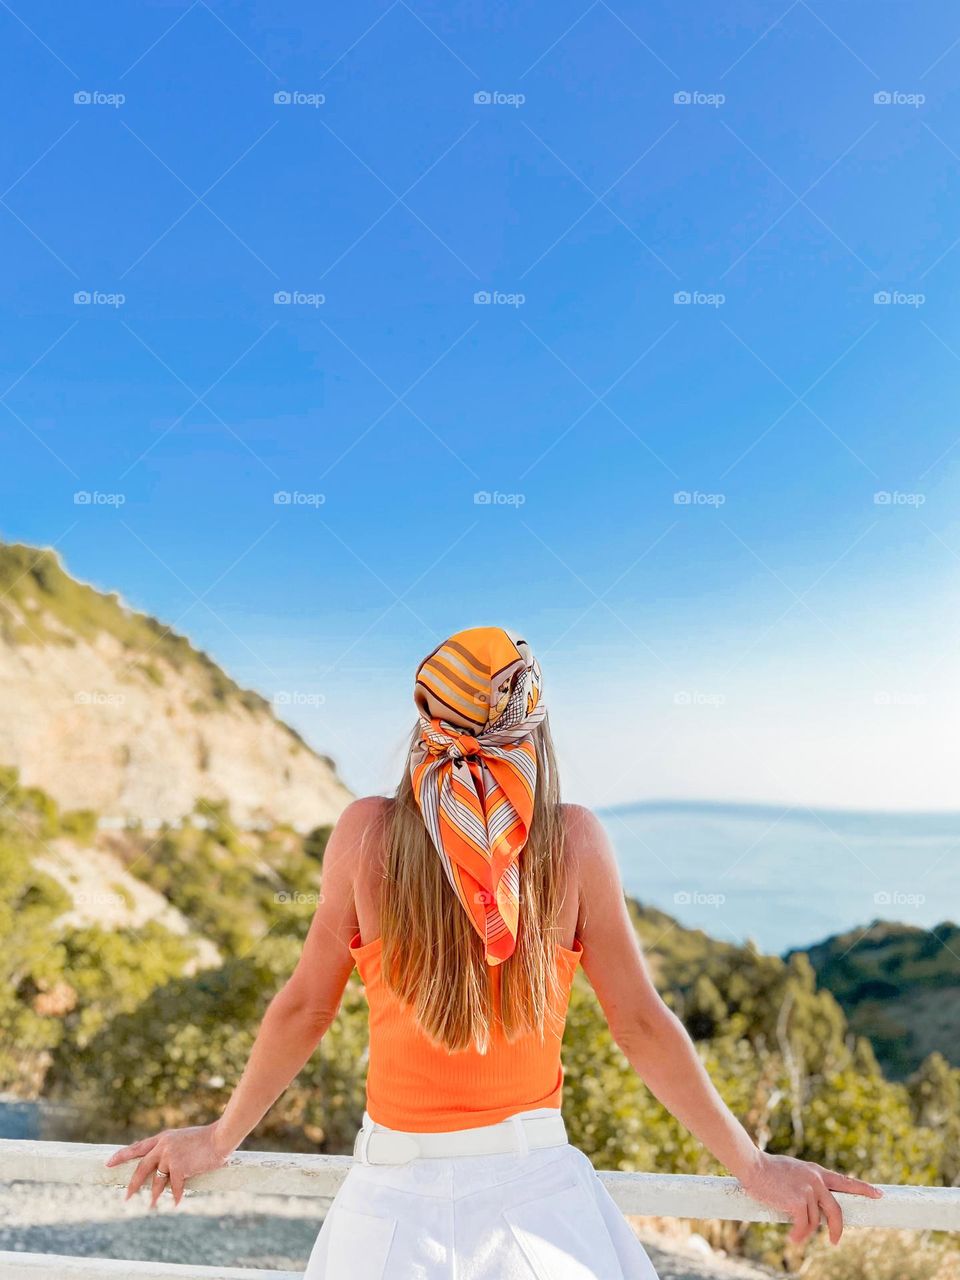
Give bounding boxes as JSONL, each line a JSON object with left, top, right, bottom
{"left": 304, "top": 1108, "right": 660, "bottom": 1279}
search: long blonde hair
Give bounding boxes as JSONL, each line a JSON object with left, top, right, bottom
{"left": 380, "top": 712, "right": 568, "bottom": 1053}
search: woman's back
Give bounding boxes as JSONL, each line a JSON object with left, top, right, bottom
{"left": 351, "top": 796, "right": 584, "bottom": 1133}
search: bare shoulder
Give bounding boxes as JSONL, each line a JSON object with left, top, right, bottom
{"left": 336, "top": 794, "right": 394, "bottom": 830}
{"left": 560, "top": 802, "right": 626, "bottom": 922}
{"left": 561, "top": 802, "right": 617, "bottom": 874}
{"left": 324, "top": 795, "right": 394, "bottom": 871}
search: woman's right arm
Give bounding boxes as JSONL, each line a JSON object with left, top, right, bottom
{"left": 568, "top": 804, "right": 882, "bottom": 1246}
{"left": 105, "top": 797, "right": 374, "bottom": 1205}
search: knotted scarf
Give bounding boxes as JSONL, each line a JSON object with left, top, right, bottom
{"left": 410, "top": 626, "right": 546, "bottom": 966}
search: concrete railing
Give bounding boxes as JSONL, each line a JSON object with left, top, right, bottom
{"left": 1, "top": 1138, "right": 958, "bottom": 1279}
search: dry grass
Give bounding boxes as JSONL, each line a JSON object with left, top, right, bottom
{"left": 798, "top": 1229, "right": 959, "bottom": 1280}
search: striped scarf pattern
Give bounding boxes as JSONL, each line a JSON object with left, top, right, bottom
{"left": 410, "top": 627, "right": 546, "bottom": 966}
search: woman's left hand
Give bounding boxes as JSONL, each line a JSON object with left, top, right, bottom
{"left": 737, "top": 1150, "right": 883, "bottom": 1245}
{"left": 104, "top": 1122, "right": 232, "bottom": 1208}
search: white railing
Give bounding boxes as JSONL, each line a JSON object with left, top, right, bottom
{"left": 0, "top": 1139, "right": 958, "bottom": 1279}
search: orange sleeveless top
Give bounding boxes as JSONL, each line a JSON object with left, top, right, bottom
{"left": 349, "top": 933, "right": 583, "bottom": 1133}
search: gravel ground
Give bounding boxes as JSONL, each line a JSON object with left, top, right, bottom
{"left": 0, "top": 1179, "right": 781, "bottom": 1279}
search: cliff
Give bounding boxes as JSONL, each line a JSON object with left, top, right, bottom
{"left": 0, "top": 542, "right": 353, "bottom": 831}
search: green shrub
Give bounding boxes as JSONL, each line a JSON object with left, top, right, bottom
{"left": 59, "top": 809, "right": 98, "bottom": 843}
{"left": 61, "top": 936, "right": 368, "bottom": 1152}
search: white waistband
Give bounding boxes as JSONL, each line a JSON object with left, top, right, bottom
{"left": 361, "top": 1106, "right": 560, "bottom": 1133}
{"left": 354, "top": 1108, "right": 568, "bottom": 1165}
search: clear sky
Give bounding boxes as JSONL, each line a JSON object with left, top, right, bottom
{"left": 2, "top": 2, "right": 959, "bottom": 810}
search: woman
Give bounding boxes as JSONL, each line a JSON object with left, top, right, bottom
{"left": 107, "top": 626, "right": 882, "bottom": 1278}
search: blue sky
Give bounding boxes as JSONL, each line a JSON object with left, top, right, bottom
{"left": 2, "top": 1, "right": 960, "bottom": 809}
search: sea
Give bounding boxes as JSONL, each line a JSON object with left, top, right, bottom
{"left": 598, "top": 801, "right": 960, "bottom": 955}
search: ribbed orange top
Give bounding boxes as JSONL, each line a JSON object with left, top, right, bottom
{"left": 349, "top": 932, "right": 583, "bottom": 1133}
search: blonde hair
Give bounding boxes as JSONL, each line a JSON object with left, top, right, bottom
{"left": 380, "top": 713, "right": 568, "bottom": 1053}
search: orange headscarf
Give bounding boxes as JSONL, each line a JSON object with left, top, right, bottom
{"left": 410, "top": 627, "right": 546, "bottom": 966}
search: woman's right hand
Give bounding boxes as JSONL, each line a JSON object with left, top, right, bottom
{"left": 105, "top": 1122, "right": 234, "bottom": 1207}
{"left": 738, "top": 1151, "right": 884, "bottom": 1245}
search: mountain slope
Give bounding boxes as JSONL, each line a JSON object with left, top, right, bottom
{"left": 789, "top": 918, "right": 960, "bottom": 1077}
{"left": 0, "top": 542, "right": 353, "bottom": 831}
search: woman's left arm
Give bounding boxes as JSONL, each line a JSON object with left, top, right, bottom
{"left": 105, "top": 798, "right": 374, "bottom": 1207}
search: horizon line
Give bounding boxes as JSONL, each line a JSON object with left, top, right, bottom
{"left": 598, "top": 796, "right": 960, "bottom": 822}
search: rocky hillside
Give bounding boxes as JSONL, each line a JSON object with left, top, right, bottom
{"left": 0, "top": 542, "right": 353, "bottom": 831}
{"left": 792, "top": 919, "right": 960, "bottom": 1078}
